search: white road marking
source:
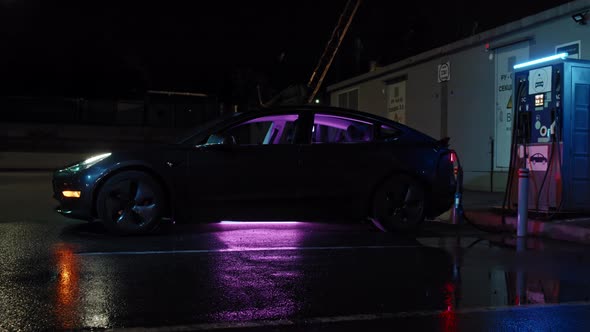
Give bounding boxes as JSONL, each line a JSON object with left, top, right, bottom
{"left": 106, "top": 301, "right": 590, "bottom": 331}
{"left": 76, "top": 245, "right": 424, "bottom": 256}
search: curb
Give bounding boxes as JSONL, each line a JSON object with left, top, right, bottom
{"left": 0, "top": 151, "right": 90, "bottom": 172}
{"left": 465, "top": 210, "right": 590, "bottom": 245}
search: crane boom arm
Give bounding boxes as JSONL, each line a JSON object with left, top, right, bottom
{"left": 306, "top": 0, "right": 362, "bottom": 104}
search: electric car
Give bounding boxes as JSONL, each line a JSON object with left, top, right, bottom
{"left": 52, "top": 105, "right": 458, "bottom": 235}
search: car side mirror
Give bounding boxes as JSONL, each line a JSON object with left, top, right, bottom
{"left": 206, "top": 134, "right": 236, "bottom": 145}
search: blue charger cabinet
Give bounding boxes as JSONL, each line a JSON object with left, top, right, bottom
{"left": 510, "top": 58, "right": 590, "bottom": 213}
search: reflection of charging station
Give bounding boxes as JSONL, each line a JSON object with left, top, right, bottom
{"left": 505, "top": 53, "right": 590, "bottom": 215}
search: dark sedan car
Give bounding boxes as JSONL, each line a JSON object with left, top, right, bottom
{"left": 52, "top": 105, "right": 458, "bottom": 234}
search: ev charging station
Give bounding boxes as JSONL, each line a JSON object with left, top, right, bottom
{"left": 506, "top": 53, "right": 590, "bottom": 214}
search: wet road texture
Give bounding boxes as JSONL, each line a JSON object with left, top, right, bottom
{"left": 3, "top": 173, "right": 590, "bottom": 331}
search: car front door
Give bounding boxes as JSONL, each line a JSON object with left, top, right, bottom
{"left": 187, "top": 112, "right": 303, "bottom": 220}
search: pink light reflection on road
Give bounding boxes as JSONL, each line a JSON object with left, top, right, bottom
{"left": 210, "top": 220, "right": 309, "bottom": 321}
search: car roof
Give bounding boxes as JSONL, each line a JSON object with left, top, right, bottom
{"left": 248, "top": 105, "right": 437, "bottom": 140}
{"left": 244, "top": 105, "right": 391, "bottom": 124}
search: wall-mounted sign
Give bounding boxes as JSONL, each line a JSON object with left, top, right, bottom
{"left": 495, "top": 42, "right": 529, "bottom": 170}
{"left": 438, "top": 62, "right": 450, "bottom": 82}
{"left": 386, "top": 80, "right": 406, "bottom": 124}
{"left": 555, "top": 40, "right": 581, "bottom": 59}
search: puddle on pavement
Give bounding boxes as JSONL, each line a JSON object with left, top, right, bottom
{"left": 417, "top": 236, "right": 590, "bottom": 309}
{"left": 41, "top": 224, "right": 590, "bottom": 330}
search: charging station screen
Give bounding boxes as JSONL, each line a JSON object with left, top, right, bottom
{"left": 535, "top": 94, "right": 544, "bottom": 107}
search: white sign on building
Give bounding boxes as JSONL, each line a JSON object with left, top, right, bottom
{"left": 438, "top": 62, "right": 450, "bottom": 82}
{"left": 386, "top": 80, "right": 406, "bottom": 124}
{"left": 495, "top": 43, "right": 529, "bottom": 169}
{"left": 555, "top": 40, "right": 581, "bottom": 59}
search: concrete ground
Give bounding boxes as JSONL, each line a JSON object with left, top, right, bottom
{"left": 437, "top": 190, "right": 590, "bottom": 245}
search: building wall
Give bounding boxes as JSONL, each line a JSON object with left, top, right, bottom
{"left": 405, "top": 61, "right": 444, "bottom": 140}
{"left": 445, "top": 48, "right": 497, "bottom": 191}
{"left": 329, "top": 0, "right": 590, "bottom": 191}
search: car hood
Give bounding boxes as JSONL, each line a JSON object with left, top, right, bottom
{"left": 56, "top": 143, "right": 187, "bottom": 172}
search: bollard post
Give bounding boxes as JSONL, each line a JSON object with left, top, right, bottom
{"left": 517, "top": 168, "right": 529, "bottom": 237}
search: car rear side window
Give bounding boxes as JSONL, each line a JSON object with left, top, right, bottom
{"left": 311, "top": 113, "right": 373, "bottom": 144}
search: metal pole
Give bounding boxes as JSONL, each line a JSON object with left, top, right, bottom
{"left": 490, "top": 137, "right": 494, "bottom": 192}
{"left": 515, "top": 268, "right": 526, "bottom": 305}
{"left": 517, "top": 168, "right": 529, "bottom": 237}
{"left": 515, "top": 236, "right": 527, "bottom": 305}
{"left": 450, "top": 162, "right": 464, "bottom": 225}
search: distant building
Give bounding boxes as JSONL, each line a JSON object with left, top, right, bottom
{"left": 327, "top": 0, "right": 590, "bottom": 191}
{"left": 0, "top": 91, "right": 220, "bottom": 152}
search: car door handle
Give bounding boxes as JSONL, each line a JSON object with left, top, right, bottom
{"left": 166, "top": 160, "right": 185, "bottom": 168}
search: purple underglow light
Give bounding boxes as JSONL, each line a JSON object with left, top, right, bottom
{"left": 219, "top": 220, "right": 302, "bottom": 225}
{"left": 214, "top": 221, "right": 308, "bottom": 248}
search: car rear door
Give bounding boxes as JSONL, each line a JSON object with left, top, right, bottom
{"left": 298, "top": 112, "right": 392, "bottom": 217}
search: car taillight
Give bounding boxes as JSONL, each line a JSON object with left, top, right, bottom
{"left": 437, "top": 152, "right": 457, "bottom": 189}
{"left": 449, "top": 150, "right": 459, "bottom": 177}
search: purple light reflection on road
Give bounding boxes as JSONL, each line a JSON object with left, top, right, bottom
{"left": 210, "top": 221, "right": 307, "bottom": 321}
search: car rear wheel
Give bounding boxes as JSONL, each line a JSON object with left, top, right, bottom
{"left": 370, "top": 174, "right": 426, "bottom": 232}
{"left": 97, "top": 171, "right": 165, "bottom": 235}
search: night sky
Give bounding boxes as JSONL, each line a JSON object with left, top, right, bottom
{"left": 0, "top": 0, "right": 574, "bottom": 103}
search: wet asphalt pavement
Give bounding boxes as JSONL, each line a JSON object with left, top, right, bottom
{"left": 3, "top": 173, "right": 590, "bottom": 331}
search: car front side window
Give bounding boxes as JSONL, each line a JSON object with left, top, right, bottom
{"left": 215, "top": 114, "right": 300, "bottom": 146}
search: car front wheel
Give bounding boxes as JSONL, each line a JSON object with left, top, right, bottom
{"left": 370, "top": 174, "right": 426, "bottom": 232}
{"left": 97, "top": 171, "right": 165, "bottom": 235}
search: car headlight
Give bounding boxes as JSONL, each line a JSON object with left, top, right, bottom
{"left": 60, "top": 153, "right": 112, "bottom": 173}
